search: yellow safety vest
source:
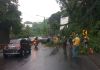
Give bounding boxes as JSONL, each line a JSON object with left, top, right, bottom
{"left": 72, "top": 37, "right": 80, "bottom": 46}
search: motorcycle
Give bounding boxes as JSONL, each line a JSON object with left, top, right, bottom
{"left": 33, "top": 40, "right": 39, "bottom": 50}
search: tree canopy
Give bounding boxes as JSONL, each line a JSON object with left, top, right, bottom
{"left": 0, "top": 0, "right": 21, "bottom": 43}
{"left": 56, "top": 0, "right": 100, "bottom": 35}
{"left": 56, "top": 0, "right": 100, "bottom": 52}
{"left": 48, "top": 12, "right": 61, "bottom": 36}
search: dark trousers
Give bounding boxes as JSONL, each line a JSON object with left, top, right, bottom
{"left": 62, "top": 45, "right": 67, "bottom": 56}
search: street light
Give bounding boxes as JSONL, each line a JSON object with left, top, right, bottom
{"left": 36, "top": 15, "right": 45, "bottom": 18}
{"left": 36, "top": 15, "right": 48, "bottom": 36}
{"left": 36, "top": 15, "right": 46, "bottom": 23}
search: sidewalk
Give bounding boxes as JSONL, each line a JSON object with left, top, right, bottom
{"left": 77, "top": 55, "right": 99, "bottom": 70}
{"left": 48, "top": 46, "right": 100, "bottom": 70}
{"left": 73, "top": 53, "right": 100, "bottom": 70}
{"left": 45, "top": 44, "right": 100, "bottom": 70}
{"left": 88, "top": 53, "right": 100, "bottom": 70}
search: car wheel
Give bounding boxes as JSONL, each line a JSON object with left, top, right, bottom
{"left": 28, "top": 49, "right": 31, "bottom": 54}
{"left": 20, "top": 50, "right": 25, "bottom": 57}
{"left": 25, "top": 49, "right": 31, "bottom": 55}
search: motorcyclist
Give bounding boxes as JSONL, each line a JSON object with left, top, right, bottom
{"left": 32, "top": 37, "right": 39, "bottom": 50}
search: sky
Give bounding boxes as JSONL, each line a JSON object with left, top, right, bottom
{"left": 18, "top": 0, "right": 60, "bottom": 22}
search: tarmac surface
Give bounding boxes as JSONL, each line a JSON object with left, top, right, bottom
{"left": 0, "top": 43, "right": 99, "bottom": 70}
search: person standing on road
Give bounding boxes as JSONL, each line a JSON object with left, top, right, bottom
{"left": 69, "top": 35, "right": 73, "bottom": 47}
{"left": 53, "top": 36, "right": 60, "bottom": 49}
{"left": 83, "top": 35, "right": 89, "bottom": 48}
{"left": 67, "top": 35, "right": 73, "bottom": 58}
{"left": 72, "top": 34, "right": 80, "bottom": 58}
{"left": 82, "top": 29, "right": 89, "bottom": 48}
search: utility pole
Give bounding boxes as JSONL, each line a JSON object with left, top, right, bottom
{"left": 36, "top": 15, "right": 48, "bottom": 36}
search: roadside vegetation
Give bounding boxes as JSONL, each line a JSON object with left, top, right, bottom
{"left": 0, "top": 0, "right": 100, "bottom": 54}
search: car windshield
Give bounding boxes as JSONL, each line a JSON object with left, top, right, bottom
{"left": 9, "top": 39, "right": 20, "bottom": 44}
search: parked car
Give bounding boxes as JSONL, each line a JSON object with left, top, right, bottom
{"left": 38, "top": 36, "right": 47, "bottom": 43}
{"left": 3, "top": 39, "right": 31, "bottom": 58}
{"left": 38, "top": 36, "right": 51, "bottom": 43}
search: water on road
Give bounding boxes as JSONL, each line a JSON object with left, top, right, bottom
{"left": 0, "top": 43, "right": 98, "bottom": 70}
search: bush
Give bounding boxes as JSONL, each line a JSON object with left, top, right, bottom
{"left": 89, "top": 35, "right": 100, "bottom": 53}
{"left": 80, "top": 46, "right": 88, "bottom": 55}
{"left": 45, "top": 41, "right": 55, "bottom": 47}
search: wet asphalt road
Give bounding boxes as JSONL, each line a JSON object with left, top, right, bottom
{"left": 0, "top": 43, "right": 98, "bottom": 70}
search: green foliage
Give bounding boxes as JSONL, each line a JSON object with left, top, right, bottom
{"left": 57, "top": 0, "right": 100, "bottom": 32}
{"left": 17, "top": 25, "right": 33, "bottom": 38}
{"left": 80, "top": 46, "right": 88, "bottom": 55}
{"left": 18, "top": 20, "right": 49, "bottom": 38}
{"left": 89, "top": 35, "right": 100, "bottom": 53}
{"left": 48, "top": 12, "right": 61, "bottom": 35}
{"left": 0, "top": 0, "right": 21, "bottom": 43}
{"left": 56, "top": 0, "right": 100, "bottom": 53}
{"left": 45, "top": 41, "right": 55, "bottom": 47}
{"left": 32, "top": 21, "right": 49, "bottom": 36}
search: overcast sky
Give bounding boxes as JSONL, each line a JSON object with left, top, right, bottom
{"left": 18, "top": 0, "right": 60, "bottom": 22}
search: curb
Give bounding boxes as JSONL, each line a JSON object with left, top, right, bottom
{"left": 88, "top": 55, "right": 100, "bottom": 70}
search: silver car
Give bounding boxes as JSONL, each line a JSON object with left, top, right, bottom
{"left": 3, "top": 39, "right": 21, "bottom": 58}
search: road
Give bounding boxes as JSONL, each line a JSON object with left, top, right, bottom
{"left": 0, "top": 43, "right": 99, "bottom": 70}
